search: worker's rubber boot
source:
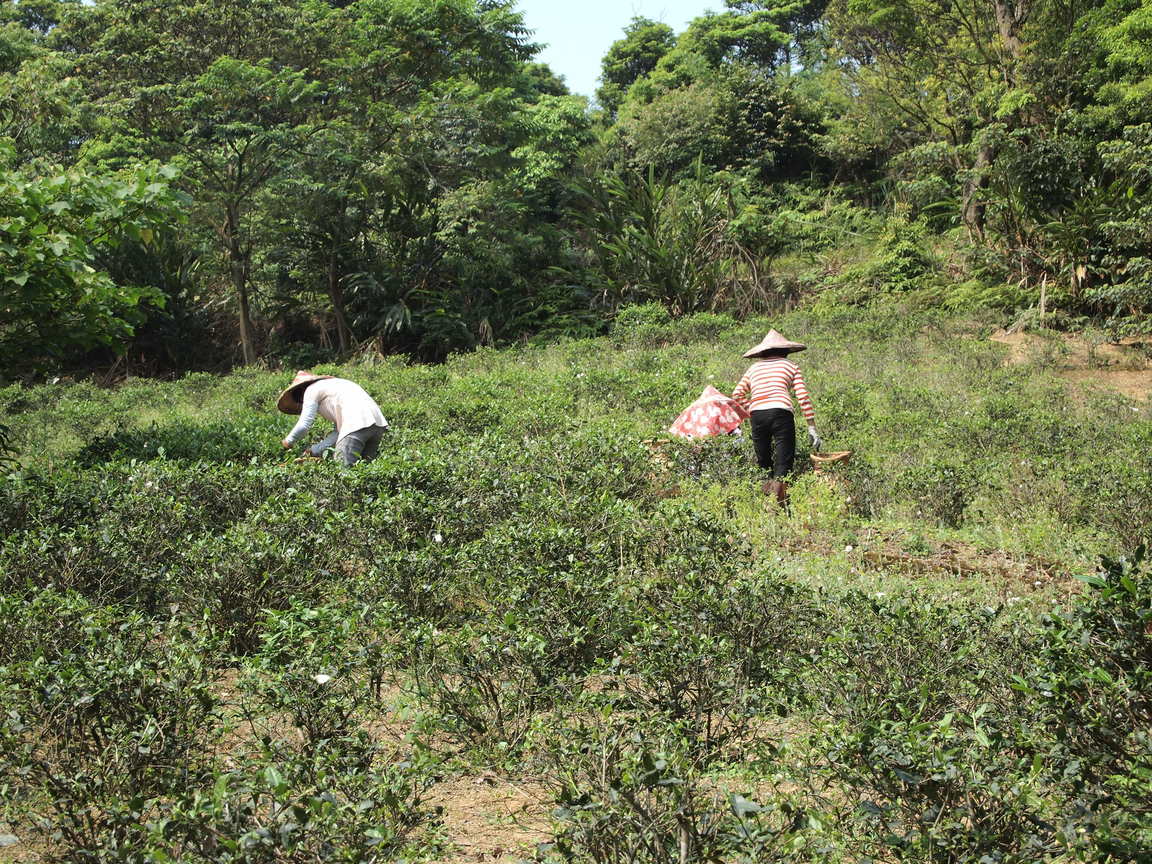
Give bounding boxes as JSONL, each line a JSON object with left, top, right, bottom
{"left": 776, "top": 480, "right": 791, "bottom": 514}
{"left": 761, "top": 479, "right": 790, "bottom": 513}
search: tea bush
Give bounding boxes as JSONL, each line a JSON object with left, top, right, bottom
{"left": 597, "top": 565, "right": 821, "bottom": 763}
{"left": 408, "top": 617, "right": 571, "bottom": 761}
{"left": 150, "top": 738, "right": 440, "bottom": 863}
{"left": 541, "top": 715, "right": 811, "bottom": 864}
{"left": 809, "top": 595, "right": 1058, "bottom": 861}
{"left": 0, "top": 593, "right": 220, "bottom": 857}
{"left": 1026, "top": 549, "right": 1152, "bottom": 860}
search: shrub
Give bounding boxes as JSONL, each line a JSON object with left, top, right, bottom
{"left": 0, "top": 594, "right": 219, "bottom": 859}
{"left": 810, "top": 595, "right": 1058, "bottom": 861}
{"left": 1, "top": 303, "right": 1151, "bottom": 859}
{"left": 598, "top": 566, "right": 821, "bottom": 762}
{"left": 1031, "top": 548, "right": 1152, "bottom": 860}
{"left": 541, "top": 716, "right": 811, "bottom": 863}
{"left": 242, "top": 603, "right": 384, "bottom": 748}
{"left": 152, "top": 738, "right": 440, "bottom": 863}
{"left": 0, "top": 421, "right": 15, "bottom": 468}
{"left": 406, "top": 617, "right": 572, "bottom": 761}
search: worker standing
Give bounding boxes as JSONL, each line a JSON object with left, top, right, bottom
{"left": 731, "top": 331, "right": 821, "bottom": 509}
{"left": 277, "top": 371, "right": 389, "bottom": 466}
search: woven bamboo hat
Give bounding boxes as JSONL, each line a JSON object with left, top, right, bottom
{"left": 743, "top": 330, "right": 806, "bottom": 358}
{"left": 276, "top": 370, "right": 333, "bottom": 415}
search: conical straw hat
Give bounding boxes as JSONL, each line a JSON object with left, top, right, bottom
{"left": 276, "top": 370, "right": 334, "bottom": 414}
{"left": 743, "top": 329, "right": 806, "bottom": 358}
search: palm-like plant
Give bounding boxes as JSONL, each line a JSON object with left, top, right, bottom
{"left": 567, "top": 161, "right": 738, "bottom": 316}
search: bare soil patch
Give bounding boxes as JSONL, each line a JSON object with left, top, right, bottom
{"left": 0, "top": 824, "right": 40, "bottom": 864}
{"left": 426, "top": 773, "right": 551, "bottom": 863}
{"left": 1058, "top": 368, "right": 1152, "bottom": 402}
{"left": 858, "top": 530, "right": 1070, "bottom": 591}
{"left": 992, "top": 329, "right": 1152, "bottom": 401}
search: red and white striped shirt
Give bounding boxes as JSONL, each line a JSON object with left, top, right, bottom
{"left": 731, "top": 357, "right": 815, "bottom": 423}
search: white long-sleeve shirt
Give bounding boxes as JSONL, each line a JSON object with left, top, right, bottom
{"left": 284, "top": 378, "right": 388, "bottom": 449}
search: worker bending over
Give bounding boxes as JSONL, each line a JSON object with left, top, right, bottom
{"left": 277, "top": 371, "right": 388, "bottom": 466}
{"left": 732, "top": 330, "right": 820, "bottom": 509}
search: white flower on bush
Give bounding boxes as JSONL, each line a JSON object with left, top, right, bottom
{"left": 312, "top": 673, "right": 334, "bottom": 685}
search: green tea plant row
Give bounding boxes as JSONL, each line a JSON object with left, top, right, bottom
{"left": 2, "top": 501, "right": 1147, "bottom": 860}
{"left": 1, "top": 305, "right": 1150, "bottom": 861}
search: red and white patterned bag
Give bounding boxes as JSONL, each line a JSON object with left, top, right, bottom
{"left": 668, "top": 386, "right": 750, "bottom": 439}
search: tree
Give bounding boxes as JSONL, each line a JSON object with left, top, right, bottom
{"left": 55, "top": 0, "right": 331, "bottom": 363}
{"left": 286, "top": 0, "right": 540, "bottom": 358}
{"left": 55, "top": 0, "right": 544, "bottom": 363}
{"left": 0, "top": 1, "right": 88, "bottom": 163}
{"left": 263, "top": 121, "right": 372, "bottom": 356}
{"left": 518, "top": 62, "right": 570, "bottom": 99}
{"left": 171, "top": 60, "right": 319, "bottom": 364}
{"left": 615, "top": 81, "right": 735, "bottom": 174}
{"left": 0, "top": 148, "right": 184, "bottom": 374}
{"left": 0, "top": 0, "right": 79, "bottom": 34}
{"left": 596, "top": 17, "right": 676, "bottom": 117}
{"left": 724, "top": 0, "right": 832, "bottom": 66}
{"left": 604, "top": 4, "right": 824, "bottom": 179}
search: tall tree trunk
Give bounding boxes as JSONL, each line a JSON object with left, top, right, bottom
{"left": 993, "top": 0, "right": 1030, "bottom": 76}
{"left": 961, "top": 138, "right": 997, "bottom": 240}
{"left": 328, "top": 244, "right": 351, "bottom": 355}
{"left": 236, "top": 282, "right": 256, "bottom": 366}
{"left": 224, "top": 204, "right": 257, "bottom": 365}
{"left": 993, "top": 0, "right": 1041, "bottom": 125}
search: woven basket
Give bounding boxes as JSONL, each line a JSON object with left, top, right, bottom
{"left": 810, "top": 450, "right": 853, "bottom": 466}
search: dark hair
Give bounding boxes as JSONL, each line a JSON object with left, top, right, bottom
{"left": 290, "top": 380, "right": 319, "bottom": 402}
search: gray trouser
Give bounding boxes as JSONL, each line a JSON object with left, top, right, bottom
{"left": 333, "top": 425, "right": 386, "bottom": 466}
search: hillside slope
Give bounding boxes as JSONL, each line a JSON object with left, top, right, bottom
{"left": 1, "top": 303, "right": 1150, "bottom": 861}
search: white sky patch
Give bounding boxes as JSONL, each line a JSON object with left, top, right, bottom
{"left": 515, "top": 0, "right": 719, "bottom": 100}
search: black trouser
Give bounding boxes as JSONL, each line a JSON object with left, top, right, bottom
{"left": 750, "top": 408, "right": 796, "bottom": 479}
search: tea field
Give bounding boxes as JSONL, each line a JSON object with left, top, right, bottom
{"left": 1, "top": 304, "right": 1150, "bottom": 862}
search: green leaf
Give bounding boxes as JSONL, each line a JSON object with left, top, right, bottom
{"left": 730, "top": 794, "right": 762, "bottom": 818}
{"left": 1073, "top": 572, "right": 1107, "bottom": 589}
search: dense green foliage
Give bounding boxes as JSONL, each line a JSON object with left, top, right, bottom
{"left": 3, "top": 0, "right": 1152, "bottom": 377}
{"left": 0, "top": 152, "right": 184, "bottom": 367}
{"left": 1, "top": 307, "right": 1150, "bottom": 860}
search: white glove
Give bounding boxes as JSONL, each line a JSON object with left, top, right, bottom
{"left": 807, "top": 425, "right": 822, "bottom": 451}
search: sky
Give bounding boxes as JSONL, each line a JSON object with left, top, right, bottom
{"left": 514, "top": 0, "right": 719, "bottom": 101}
